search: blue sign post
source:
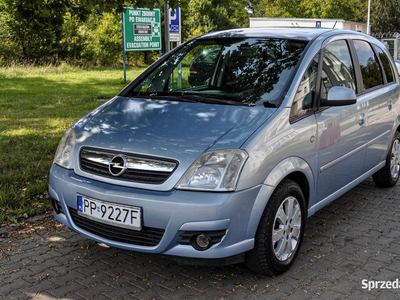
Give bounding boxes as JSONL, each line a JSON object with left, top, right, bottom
{"left": 169, "top": 7, "right": 180, "bottom": 32}
{"left": 316, "top": 21, "right": 322, "bottom": 28}
{"left": 169, "top": 7, "right": 181, "bottom": 43}
{"left": 122, "top": 13, "right": 127, "bottom": 83}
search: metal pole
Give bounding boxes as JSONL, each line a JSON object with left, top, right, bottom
{"left": 164, "top": 4, "right": 170, "bottom": 53}
{"left": 178, "top": 6, "right": 181, "bottom": 47}
{"left": 178, "top": 62, "right": 182, "bottom": 88}
{"left": 367, "top": 0, "right": 371, "bottom": 35}
{"left": 122, "top": 12, "right": 127, "bottom": 83}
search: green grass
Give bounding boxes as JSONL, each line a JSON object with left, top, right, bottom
{"left": 0, "top": 64, "right": 147, "bottom": 222}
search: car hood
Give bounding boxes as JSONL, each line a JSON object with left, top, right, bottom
{"left": 72, "top": 96, "right": 275, "bottom": 191}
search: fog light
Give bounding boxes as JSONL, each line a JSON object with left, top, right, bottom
{"left": 195, "top": 234, "right": 211, "bottom": 250}
{"left": 51, "top": 198, "right": 64, "bottom": 214}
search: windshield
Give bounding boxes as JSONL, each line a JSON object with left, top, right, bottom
{"left": 130, "top": 37, "right": 308, "bottom": 107}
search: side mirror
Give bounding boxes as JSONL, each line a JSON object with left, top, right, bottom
{"left": 320, "top": 86, "right": 357, "bottom": 107}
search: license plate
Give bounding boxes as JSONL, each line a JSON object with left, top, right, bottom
{"left": 77, "top": 195, "right": 142, "bottom": 231}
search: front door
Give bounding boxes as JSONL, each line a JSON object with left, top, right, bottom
{"left": 315, "top": 39, "right": 368, "bottom": 204}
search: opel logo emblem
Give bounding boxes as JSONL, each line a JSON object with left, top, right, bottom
{"left": 109, "top": 155, "right": 127, "bottom": 176}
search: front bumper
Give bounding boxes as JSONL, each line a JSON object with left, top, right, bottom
{"left": 49, "top": 164, "right": 262, "bottom": 259}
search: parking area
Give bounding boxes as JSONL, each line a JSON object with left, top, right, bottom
{"left": 1, "top": 177, "right": 400, "bottom": 299}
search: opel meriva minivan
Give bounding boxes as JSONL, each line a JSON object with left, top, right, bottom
{"left": 49, "top": 28, "right": 400, "bottom": 275}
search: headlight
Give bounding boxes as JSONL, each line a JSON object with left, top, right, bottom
{"left": 176, "top": 149, "right": 248, "bottom": 191}
{"left": 54, "top": 128, "right": 76, "bottom": 169}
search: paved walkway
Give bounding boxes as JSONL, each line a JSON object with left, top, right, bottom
{"left": 1, "top": 178, "right": 400, "bottom": 299}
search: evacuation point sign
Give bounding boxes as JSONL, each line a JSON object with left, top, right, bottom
{"left": 123, "top": 7, "right": 161, "bottom": 51}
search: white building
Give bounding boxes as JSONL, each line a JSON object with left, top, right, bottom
{"left": 250, "top": 18, "right": 368, "bottom": 34}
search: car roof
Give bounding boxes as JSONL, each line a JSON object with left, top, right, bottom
{"left": 199, "top": 28, "right": 334, "bottom": 41}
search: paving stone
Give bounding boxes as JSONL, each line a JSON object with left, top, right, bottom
{"left": 284, "top": 287, "right": 316, "bottom": 299}
{"left": 328, "top": 277, "right": 359, "bottom": 295}
{"left": 21, "top": 279, "right": 60, "bottom": 296}
{"left": 377, "top": 290, "right": 400, "bottom": 300}
{"left": 1, "top": 268, "right": 34, "bottom": 284}
{"left": 313, "top": 289, "right": 347, "bottom": 299}
{"left": 385, "top": 257, "right": 400, "bottom": 273}
{"left": 1, "top": 279, "right": 32, "bottom": 296}
{"left": 25, "top": 258, "right": 60, "bottom": 274}
{"left": 8, "top": 289, "right": 30, "bottom": 299}
{"left": 23, "top": 269, "right": 62, "bottom": 285}
{"left": 46, "top": 280, "right": 87, "bottom": 298}
{"left": 72, "top": 282, "right": 116, "bottom": 299}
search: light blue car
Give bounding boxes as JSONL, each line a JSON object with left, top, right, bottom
{"left": 49, "top": 28, "right": 400, "bottom": 275}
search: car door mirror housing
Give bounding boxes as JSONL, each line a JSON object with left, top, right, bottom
{"left": 320, "top": 86, "right": 357, "bottom": 107}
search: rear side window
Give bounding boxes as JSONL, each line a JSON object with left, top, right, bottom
{"left": 321, "top": 40, "right": 356, "bottom": 99}
{"left": 353, "top": 40, "right": 383, "bottom": 90}
{"left": 374, "top": 46, "right": 394, "bottom": 83}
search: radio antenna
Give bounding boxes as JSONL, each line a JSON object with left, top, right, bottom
{"left": 333, "top": 21, "right": 337, "bottom": 29}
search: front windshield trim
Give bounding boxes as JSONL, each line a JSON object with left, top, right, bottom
{"left": 124, "top": 37, "right": 309, "bottom": 108}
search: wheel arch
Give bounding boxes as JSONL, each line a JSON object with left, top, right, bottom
{"left": 245, "top": 157, "right": 315, "bottom": 239}
{"left": 285, "top": 171, "right": 310, "bottom": 211}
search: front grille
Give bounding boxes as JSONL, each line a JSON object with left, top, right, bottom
{"left": 69, "top": 208, "right": 165, "bottom": 246}
{"left": 81, "top": 158, "right": 171, "bottom": 183}
{"left": 80, "top": 148, "right": 177, "bottom": 184}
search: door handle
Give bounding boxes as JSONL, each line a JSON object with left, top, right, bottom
{"left": 358, "top": 113, "right": 365, "bottom": 126}
{"left": 388, "top": 99, "right": 393, "bottom": 110}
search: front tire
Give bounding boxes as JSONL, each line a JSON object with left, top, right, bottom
{"left": 373, "top": 131, "right": 400, "bottom": 187}
{"left": 245, "top": 179, "right": 306, "bottom": 276}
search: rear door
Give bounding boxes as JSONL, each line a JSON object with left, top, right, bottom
{"left": 351, "top": 40, "right": 400, "bottom": 172}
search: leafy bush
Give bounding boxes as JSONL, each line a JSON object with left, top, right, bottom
{"left": 81, "top": 14, "right": 123, "bottom": 66}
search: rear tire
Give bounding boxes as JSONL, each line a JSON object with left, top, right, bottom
{"left": 245, "top": 179, "right": 306, "bottom": 276}
{"left": 373, "top": 132, "right": 400, "bottom": 187}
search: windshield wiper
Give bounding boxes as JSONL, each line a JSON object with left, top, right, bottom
{"left": 134, "top": 94, "right": 197, "bottom": 103}
{"left": 134, "top": 93, "right": 248, "bottom": 106}
{"left": 181, "top": 94, "right": 248, "bottom": 106}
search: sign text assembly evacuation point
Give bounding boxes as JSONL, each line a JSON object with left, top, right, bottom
{"left": 124, "top": 8, "right": 162, "bottom": 51}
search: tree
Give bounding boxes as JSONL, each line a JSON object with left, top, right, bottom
{"left": 250, "top": 0, "right": 358, "bottom": 20}
{"left": 0, "top": 0, "right": 188, "bottom": 63}
{"left": 182, "top": 0, "right": 252, "bottom": 41}
{"left": 370, "top": 0, "right": 400, "bottom": 33}
{"left": 1, "top": 0, "right": 69, "bottom": 62}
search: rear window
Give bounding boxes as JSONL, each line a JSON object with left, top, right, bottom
{"left": 374, "top": 46, "right": 395, "bottom": 83}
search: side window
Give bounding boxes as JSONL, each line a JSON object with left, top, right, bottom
{"left": 353, "top": 40, "right": 384, "bottom": 90}
{"left": 374, "top": 45, "right": 395, "bottom": 83}
{"left": 203, "top": 51, "right": 219, "bottom": 62}
{"left": 321, "top": 40, "right": 356, "bottom": 99}
{"left": 169, "top": 45, "right": 220, "bottom": 90}
{"left": 290, "top": 54, "right": 319, "bottom": 120}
